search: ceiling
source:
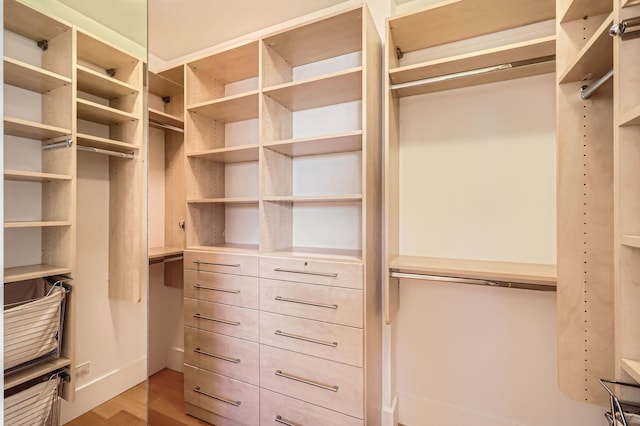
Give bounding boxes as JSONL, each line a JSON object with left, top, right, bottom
{"left": 149, "top": 0, "right": 351, "bottom": 61}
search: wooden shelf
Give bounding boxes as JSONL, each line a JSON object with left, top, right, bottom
{"left": 149, "top": 72, "right": 183, "bottom": 97}
{"left": 4, "top": 57, "right": 71, "bottom": 93}
{"left": 4, "top": 0, "right": 71, "bottom": 42}
{"left": 263, "top": 194, "right": 363, "bottom": 203}
{"left": 389, "top": 36, "right": 555, "bottom": 96}
{"left": 4, "top": 117, "right": 70, "bottom": 140}
{"left": 621, "top": 358, "right": 640, "bottom": 384}
{"left": 77, "top": 30, "right": 138, "bottom": 72}
{"left": 264, "top": 67, "right": 362, "bottom": 111}
{"left": 559, "top": 13, "right": 614, "bottom": 84}
{"left": 149, "top": 108, "right": 184, "bottom": 129}
{"left": 77, "top": 98, "right": 138, "bottom": 125}
{"left": 390, "top": 255, "right": 557, "bottom": 286}
{"left": 4, "top": 170, "right": 72, "bottom": 182}
{"left": 187, "top": 41, "right": 258, "bottom": 84}
{"left": 149, "top": 246, "right": 183, "bottom": 261}
{"left": 265, "top": 247, "right": 363, "bottom": 262}
{"left": 187, "top": 198, "right": 259, "bottom": 204}
{"left": 389, "top": 0, "right": 555, "bottom": 54}
{"left": 264, "top": 131, "right": 363, "bottom": 157}
{"left": 623, "top": 0, "right": 640, "bottom": 7}
{"left": 187, "top": 91, "right": 259, "bottom": 123}
{"left": 621, "top": 235, "right": 640, "bottom": 249}
{"left": 5, "top": 221, "right": 71, "bottom": 228}
{"left": 560, "top": 0, "right": 611, "bottom": 23}
{"left": 263, "top": 8, "right": 362, "bottom": 67}
{"left": 187, "top": 145, "right": 259, "bottom": 163}
{"left": 76, "top": 133, "right": 138, "bottom": 153}
{"left": 77, "top": 64, "right": 138, "bottom": 99}
{"left": 4, "top": 264, "right": 72, "bottom": 283}
{"left": 4, "top": 357, "right": 72, "bottom": 390}
{"left": 620, "top": 105, "right": 640, "bottom": 127}
{"left": 188, "top": 243, "right": 259, "bottom": 254}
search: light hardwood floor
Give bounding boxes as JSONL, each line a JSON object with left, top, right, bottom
{"left": 66, "top": 369, "right": 209, "bottom": 425}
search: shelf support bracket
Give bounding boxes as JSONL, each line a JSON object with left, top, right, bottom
{"left": 37, "top": 40, "right": 48, "bottom": 51}
{"left": 396, "top": 47, "right": 404, "bottom": 60}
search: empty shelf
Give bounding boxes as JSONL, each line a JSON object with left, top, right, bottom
{"left": 4, "top": 117, "right": 70, "bottom": 140}
{"left": 77, "top": 64, "right": 138, "bottom": 99}
{"left": 149, "top": 108, "right": 184, "bottom": 129}
{"left": 187, "top": 145, "right": 259, "bottom": 163}
{"left": 4, "top": 357, "right": 72, "bottom": 390}
{"left": 187, "top": 91, "right": 259, "bottom": 123}
{"left": 187, "top": 198, "right": 259, "bottom": 204}
{"left": 77, "top": 99, "right": 138, "bottom": 125}
{"left": 4, "top": 264, "right": 72, "bottom": 283}
{"left": 77, "top": 30, "right": 139, "bottom": 73}
{"left": 620, "top": 105, "right": 640, "bottom": 127}
{"left": 560, "top": 0, "right": 612, "bottom": 23}
{"left": 621, "top": 235, "right": 640, "bottom": 248}
{"left": 188, "top": 243, "right": 259, "bottom": 254}
{"left": 4, "top": 170, "right": 72, "bottom": 182}
{"left": 76, "top": 133, "right": 138, "bottom": 153}
{"left": 264, "top": 132, "right": 363, "bottom": 157}
{"left": 149, "top": 246, "right": 183, "bottom": 261}
{"left": 4, "top": 0, "right": 71, "bottom": 42}
{"left": 187, "top": 41, "right": 259, "bottom": 85}
{"left": 149, "top": 72, "right": 183, "bottom": 97}
{"left": 5, "top": 221, "right": 72, "bottom": 228}
{"left": 4, "top": 57, "right": 71, "bottom": 93}
{"left": 265, "top": 247, "right": 363, "bottom": 262}
{"left": 621, "top": 358, "right": 640, "bottom": 384}
{"left": 263, "top": 195, "right": 363, "bottom": 203}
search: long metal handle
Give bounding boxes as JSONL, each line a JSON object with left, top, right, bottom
{"left": 194, "top": 313, "right": 241, "bottom": 326}
{"left": 274, "top": 296, "right": 338, "bottom": 309}
{"left": 274, "top": 268, "right": 337, "bottom": 278}
{"left": 194, "top": 260, "right": 240, "bottom": 268}
{"left": 275, "top": 415, "right": 302, "bottom": 426}
{"left": 193, "top": 284, "right": 240, "bottom": 294}
{"left": 194, "top": 347, "right": 240, "bottom": 364}
{"left": 193, "top": 386, "right": 241, "bottom": 406}
{"left": 390, "top": 271, "right": 556, "bottom": 292}
{"left": 275, "top": 370, "right": 338, "bottom": 392}
{"left": 275, "top": 330, "right": 338, "bottom": 348}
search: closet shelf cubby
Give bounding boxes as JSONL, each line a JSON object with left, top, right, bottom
{"left": 149, "top": 247, "right": 183, "bottom": 261}
{"left": 558, "top": 13, "right": 614, "bottom": 84}
{"left": 149, "top": 108, "right": 184, "bottom": 129}
{"left": 4, "top": 170, "right": 72, "bottom": 182}
{"left": 76, "top": 133, "right": 139, "bottom": 153}
{"left": 186, "top": 91, "right": 259, "bottom": 122}
{"left": 187, "top": 198, "right": 259, "bottom": 204}
{"left": 76, "top": 64, "right": 138, "bottom": 99}
{"left": 620, "top": 105, "right": 640, "bottom": 127}
{"left": 621, "top": 235, "right": 640, "bottom": 249}
{"left": 4, "top": 221, "right": 72, "bottom": 228}
{"left": 76, "top": 31, "right": 139, "bottom": 85}
{"left": 4, "top": 0, "right": 71, "bottom": 48}
{"left": 389, "top": 36, "right": 556, "bottom": 97}
{"left": 560, "top": 0, "right": 612, "bottom": 23}
{"left": 189, "top": 243, "right": 259, "bottom": 254}
{"left": 263, "top": 131, "right": 362, "bottom": 156}
{"left": 77, "top": 98, "right": 139, "bottom": 125}
{"left": 263, "top": 195, "right": 363, "bottom": 203}
{"left": 187, "top": 145, "right": 259, "bottom": 163}
{"left": 263, "top": 67, "right": 362, "bottom": 111}
{"left": 149, "top": 72, "right": 183, "bottom": 98}
{"left": 4, "top": 264, "right": 72, "bottom": 284}
{"left": 4, "top": 357, "right": 71, "bottom": 390}
{"left": 621, "top": 358, "right": 640, "bottom": 384}
{"left": 264, "top": 247, "right": 363, "bottom": 262}
{"left": 4, "top": 117, "right": 70, "bottom": 140}
{"left": 3, "top": 57, "right": 71, "bottom": 93}
{"left": 390, "top": 256, "right": 557, "bottom": 286}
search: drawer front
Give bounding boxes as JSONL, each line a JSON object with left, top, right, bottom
{"left": 184, "top": 269, "right": 258, "bottom": 309}
{"left": 260, "top": 389, "right": 363, "bottom": 426}
{"left": 184, "top": 298, "right": 258, "bottom": 342}
{"left": 184, "top": 327, "right": 259, "bottom": 385}
{"left": 259, "top": 256, "right": 363, "bottom": 289}
{"left": 260, "top": 311, "right": 363, "bottom": 367}
{"left": 260, "top": 279, "right": 363, "bottom": 328}
{"left": 184, "top": 365, "right": 259, "bottom": 425}
{"left": 184, "top": 250, "right": 258, "bottom": 276}
{"left": 260, "top": 345, "right": 364, "bottom": 419}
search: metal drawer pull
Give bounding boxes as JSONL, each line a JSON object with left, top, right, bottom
{"left": 194, "top": 260, "right": 240, "bottom": 268}
{"left": 274, "top": 296, "right": 338, "bottom": 310}
{"left": 193, "top": 284, "right": 240, "bottom": 294}
{"left": 275, "top": 330, "right": 338, "bottom": 348}
{"left": 275, "top": 370, "right": 339, "bottom": 392}
{"left": 274, "top": 268, "right": 337, "bottom": 278}
{"left": 193, "top": 386, "right": 241, "bottom": 406}
{"left": 194, "top": 313, "right": 240, "bottom": 326}
{"left": 194, "top": 347, "right": 241, "bottom": 364}
{"left": 275, "top": 415, "right": 302, "bottom": 426}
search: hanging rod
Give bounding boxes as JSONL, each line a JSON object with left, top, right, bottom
{"left": 77, "top": 145, "right": 135, "bottom": 159}
{"left": 610, "top": 17, "right": 640, "bottom": 40}
{"left": 149, "top": 120, "right": 184, "bottom": 133}
{"left": 390, "top": 55, "right": 556, "bottom": 91}
{"left": 42, "top": 139, "right": 73, "bottom": 151}
{"left": 149, "top": 255, "right": 183, "bottom": 265}
{"left": 390, "top": 271, "right": 557, "bottom": 292}
{"left": 580, "top": 69, "right": 614, "bottom": 100}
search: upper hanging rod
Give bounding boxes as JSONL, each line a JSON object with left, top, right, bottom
{"left": 149, "top": 120, "right": 184, "bottom": 133}
{"left": 390, "top": 55, "right": 556, "bottom": 91}
{"left": 78, "top": 145, "right": 135, "bottom": 159}
{"left": 580, "top": 69, "right": 614, "bottom": 100}
{"left": 42, "top": 139, "right": 73, "bottom": 151}
{"left": 610, "top": 17, "right": 640, "bottom": 40}
{"left": 390, "top": 271, "right": 557, "bottom": 292}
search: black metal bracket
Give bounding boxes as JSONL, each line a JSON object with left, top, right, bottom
{"left": 396, "top": 47, "right": 404, "bottom": 60}
{"left": 106, "top": 68, "right": 116, "bottom": 78}
{"left": 37, "top": 40, "right": 49, "bottom": 51}
{"left": 162, "top": 96, "right": 171, "bottom": 104}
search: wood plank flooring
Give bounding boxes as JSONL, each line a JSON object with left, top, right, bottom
{"left": 66, "top": 369, "right": 209, "bottom": 425}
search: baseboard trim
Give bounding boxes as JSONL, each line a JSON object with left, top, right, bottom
{"left": 166, "top": 347, "right": 184, "bottom": 372}
{"left": 382, "top": 395, "right": 399, "bottom": 426}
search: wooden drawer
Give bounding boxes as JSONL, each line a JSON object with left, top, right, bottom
{"left": 259, "top": 345, "right": 364, "bottom": 419}
{"left": 259, "top": 256, "right": 363, "bottom": 289}
{"left": 260, "top": 278, "right": 363, "bottom": 327}
{"left": 260, "top": 311, "right": 363, "bottom": 367}
{"left": 184, "top": 298, "right": 258, "bottom": 342}
{"left": 184, "top": 365, "right": 259, "bottom": 425}
{"left": 184, "top": 269, "right": 258, "bottom": 309}
{"left": 260, "top": 388, "right": 363, "bottom": 426}
{"left": 184, "top": 327, "right": 259, "bottom": 385}
{"left": 184, "top": 250, "right": 258, "bottom": 276}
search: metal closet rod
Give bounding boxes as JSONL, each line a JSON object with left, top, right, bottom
{"left": 77, "top": 145, "right": 135, "bottom": 159}
{"left": 149, "top": 120, "right": 184, "bottom": 133}
{"left": 580, "top": 69, "right": 614, "bottom": 100}
{"left": 610, "top": 16, "right": 640, "bottom": 40}
{"left": 42, "top": 139, "right": 73, "bottom": 151}
{"left": 390, "top": 55, "right": 556, "bottom": 90}
{"left": 390, "top": 271, "right": 557, "bottom": 292}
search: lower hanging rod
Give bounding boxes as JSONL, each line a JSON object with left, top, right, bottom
{"left": 78, "top": 145, "right": 135, "bottom": 159}
{"left": 149, "top": 120, "right": 184, "bottom": 133}
{"left": 580, "top": 69, "right": 614, "bottom": 100}
{"left": 390, "top": 271, "right": 556, "bottom": 292}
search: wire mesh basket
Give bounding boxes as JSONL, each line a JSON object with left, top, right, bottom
{"left": 600, "top": 379, "right": 640, "bottom": 426}
{"left": 4, "top": 372, "right": 64, "bottom": 426}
